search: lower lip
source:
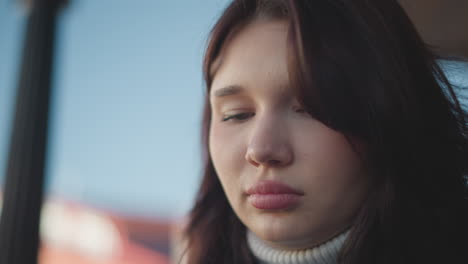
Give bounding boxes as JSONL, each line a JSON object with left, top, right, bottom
{"left": 247, "top": 194, "right": 301, "bottom": 210}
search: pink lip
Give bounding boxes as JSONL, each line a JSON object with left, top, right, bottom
{"left": 246, "top": 180, "right": 304, "bottom": 210}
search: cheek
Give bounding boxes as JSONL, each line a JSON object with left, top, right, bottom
{"left": 209, "top": 122, "right": 230, "bottom": 166}
{"left": 209, "top": 122, "right": 249, "bottom": 212}
{"left": 209, "top": 122, "right": 245, "bottom": 181}
{"left": 292, "top": 128, "right": 368, "bottom": 234}
{"left": 295, "top": 126, "right": 367, "bottom": 200}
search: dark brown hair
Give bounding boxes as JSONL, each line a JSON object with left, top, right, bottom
{"left": 183, "top": 0, "right": 468, "bottom": 263}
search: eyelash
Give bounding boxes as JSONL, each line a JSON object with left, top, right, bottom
{"left": 294, "top": 107, "right": 306, "bottom": 114}
{"left": 221, "top": 107, "right": 307, "bottom": 122}
{"left": 222, "top": 113, "right": 254, "bottom": 122}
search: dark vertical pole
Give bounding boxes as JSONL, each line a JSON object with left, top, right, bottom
{"left": 0, "top": 1, "right": 63, "bottom": 263}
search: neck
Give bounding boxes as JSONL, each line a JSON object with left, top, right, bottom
{"left": 247, "top": 229, "right": 351, "bottom": 264}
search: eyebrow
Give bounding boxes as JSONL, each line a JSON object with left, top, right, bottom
{"left": 211, "top": 85, "right": 244, "bottom": 97}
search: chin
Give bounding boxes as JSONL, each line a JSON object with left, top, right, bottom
{"left": 250, "top": 214, "right": 311, "bottom": 244}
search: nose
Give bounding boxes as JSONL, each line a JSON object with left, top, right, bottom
{"left": 244, "top": 115, "right": 293, "bottom": 168}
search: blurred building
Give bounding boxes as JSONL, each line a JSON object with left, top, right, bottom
{"left": 1, "top": 194, "right": 171, "bottom": 264}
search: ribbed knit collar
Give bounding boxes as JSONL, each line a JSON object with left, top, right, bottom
{"left": 247, "top": 229, "right": 350, "bottom": 264}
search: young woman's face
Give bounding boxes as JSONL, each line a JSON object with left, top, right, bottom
{"left": 209, "top": 20, "right": 369, "bottom": 250}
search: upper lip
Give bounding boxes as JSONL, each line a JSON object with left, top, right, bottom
{"left": 246, "top": 180, "right": 304, "bottom": 195}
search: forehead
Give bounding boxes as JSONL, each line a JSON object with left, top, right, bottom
{"left": 210, "top": 20, "right": 290, "bottom": 96}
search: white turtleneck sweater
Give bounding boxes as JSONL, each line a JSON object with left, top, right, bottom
{"left": 247, "top": 229, "right": 350, "bottom": 264}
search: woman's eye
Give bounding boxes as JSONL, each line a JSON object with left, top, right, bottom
{"left": 222, "top": 112, "right": 254, "bottom": 122}
{"left": 293, "top": 106, "right": 306, "bottom": 114}
{"left": 293, "top": 106, "right": 314, "bottom": 118}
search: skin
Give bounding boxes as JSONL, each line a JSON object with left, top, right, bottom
{"left": 208, "top": 19, "right": 369, "bottom": 250}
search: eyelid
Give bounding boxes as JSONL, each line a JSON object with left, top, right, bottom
{"left": 293, "top": 105, "right": 314, "bottom": 118}
{"left": 221, "top": 112, "right": 255, "bottom": 122}
{"left": 292, "top": 105, "right": 306, "bottom": 113}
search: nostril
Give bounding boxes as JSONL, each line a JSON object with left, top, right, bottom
{"left": 248, "top": 159, "right": 260, "bottom": 167}
{"left": 267, "top": 160, "right": 281, "bottom": 166}
{"left": 245, "top": 143, "right": 293, "bottom": 168}
{"left": 245, "top": 152, "right": 260, "bottom": 167}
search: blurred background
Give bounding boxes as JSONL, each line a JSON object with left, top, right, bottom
{"left": 0, "top": 0, "right": 467, "bottom": 263}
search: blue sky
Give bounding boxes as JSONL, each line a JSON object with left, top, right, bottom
{"left": 0, "top": 0, "right": 230, "bottom": 218}
{"left": 0, "top": 0, "right": 467, "bottom": 219}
